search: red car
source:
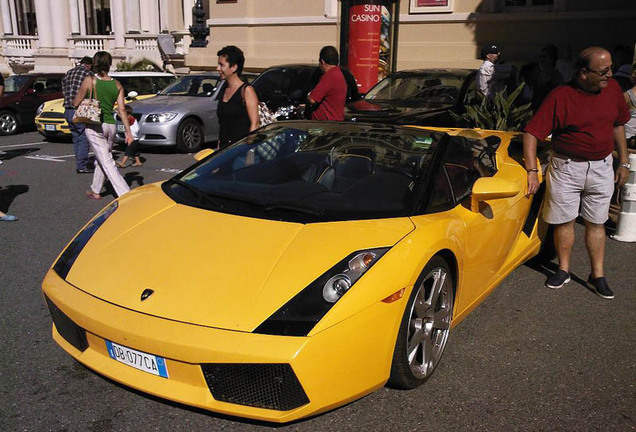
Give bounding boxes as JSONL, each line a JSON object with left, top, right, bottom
{"left": 0, "top": 73, "right": 64, "bottom": 135}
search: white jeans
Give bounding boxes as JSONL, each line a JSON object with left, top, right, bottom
{"left": 85, "top": 124, "right": 130, "bottom": 197}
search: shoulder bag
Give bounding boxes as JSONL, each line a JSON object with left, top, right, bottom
{"left": 72, "top": 78, "right": 101, "bottom": 125}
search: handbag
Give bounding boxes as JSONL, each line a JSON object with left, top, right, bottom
{"left": 240, "top": 83, "right": 276, "bottom": 127}
{"left": 72, "top": 78, "right": 101, "bottom": 125}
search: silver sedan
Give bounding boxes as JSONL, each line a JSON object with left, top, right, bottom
{"left": 115, "top": 73, "right": 222, "bottom": 153}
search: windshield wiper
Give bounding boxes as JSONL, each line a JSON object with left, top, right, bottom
{"left": 167, "top": 178, "right": 224, "bottom": 209}
{"left": 262, "top": 203, "right": 324, "bottom": 217}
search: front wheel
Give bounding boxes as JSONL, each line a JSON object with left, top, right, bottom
{"left": 388, "top": 256, "right": 454, "bottom": 389}
{"left": 0, "top": 111, "right": 20, "bottom": 135}
{"left": 176, "top": 118, "right": 204, "bottom": 153}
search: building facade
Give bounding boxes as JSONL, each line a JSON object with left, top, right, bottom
{"left": 1, "top": 0, "right": 634, "bottom": 77}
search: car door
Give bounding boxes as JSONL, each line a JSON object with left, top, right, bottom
{"left": 438, "top": 135, "right": 524, "bottom": 312}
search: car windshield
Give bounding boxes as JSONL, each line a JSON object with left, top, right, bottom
{"left": 117, "top": 76, "right": 176, "bottom": 95}
{"left": 159, "top": 75, "right": 220, "bottom": 97}
{"left": 3, "top": 75, "right": 31, "bottom": 93}
{"left": 163, "top": 122, "right": 443, "bottom": 223}
{"left": 252, "top": 67, "right": 320, "bottom": 103}
{"left": 364, "top": 72, "right": 467, "bottom": 103}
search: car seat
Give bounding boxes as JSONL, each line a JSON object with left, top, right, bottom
{"left": 202, "top": 83, "right": 215, "bottom": 95}
{"left": 318, "top": 155, "right": 373, "bottom": 192}
{"left": 33, "top": 82, "right": 45, "bottom": 92}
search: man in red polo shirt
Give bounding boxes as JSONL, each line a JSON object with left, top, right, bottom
{"left": 523, "top": 46, "right": 631, "bottom": 299}
{"left": 308, "top": 46, "right": 347, "bottom": 121}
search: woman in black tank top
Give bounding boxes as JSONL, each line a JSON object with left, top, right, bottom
{"left": 216, "top": 46, "right": 259, "bottom": 147}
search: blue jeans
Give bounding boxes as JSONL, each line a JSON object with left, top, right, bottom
{"left": 64, "top": 108, "right": 91, "bottom": 170}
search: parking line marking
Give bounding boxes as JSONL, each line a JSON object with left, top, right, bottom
{"left": 0, "top": 142, "right": 49, "bottom": 149}
{"left": 25, "top": 155, "right": 66, "bottom": 162}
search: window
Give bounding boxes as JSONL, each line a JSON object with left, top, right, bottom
{"left": 15, "top": 0, "right": 36, "bottom": 35}
{"left": 84, "top": 0, "right": 112, "bottom": 35}
{"left": 504, "top": 0, "right": 554, "bottom": 10}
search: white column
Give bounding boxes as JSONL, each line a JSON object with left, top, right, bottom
{"left": 69, "top": 0, "right": 80, "bottom": 34}
{"left": 9, "top": 0, "right": 17, "bottom": 36}
{"left": 139, "top": 0, "right": 153, "bottom": 32}
{"left": 159, "top": 0, "right": 168, "bottom": 32}
{"left": 50, "top": 0, "right": 69, "bottom": 48}
{"left": 126, "top": 0, "right": 141, "bottom": 33}
{"left": 110, "top": 0, "right": 125, "bottom": 48}
{"left": 182, "top": 0, "right": 193, "bottom": 29}
{"left": 33, "top": 0, "right": 53, "bottom": 47}
{"left": 1, "top": 0, "right": 13, "bottom": 34}
{"left": 78, "top": 0, "right": 86, "bottom": 34}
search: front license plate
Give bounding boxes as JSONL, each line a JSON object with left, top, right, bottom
{"left": 116, "top": 124, "right": 125, "bottom": 132}
{"left": 45, "top": 124, "right": 56, "bottom": 131}
{"left": 106, "top": 340, "right": 169, "bottom": 378}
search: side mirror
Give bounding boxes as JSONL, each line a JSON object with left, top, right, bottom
{"left": 127, "top": 91, "right": 139, "bottom": 99}
{"left": 470, "top": 177, "right": 519, "bottom": 212}
{"left": 193, "top": 148, "right": 214, "bottom": 161}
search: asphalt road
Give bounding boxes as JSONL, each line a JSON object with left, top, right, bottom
{"left": 1, "top": 132, "right": 635, "bottom": 432}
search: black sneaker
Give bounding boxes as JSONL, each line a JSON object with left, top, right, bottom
{"left": 587, "top": 275, "right": 614, "bottom": 299}
{"left": 545, "top": 269, "right": 571, "bottom": 289}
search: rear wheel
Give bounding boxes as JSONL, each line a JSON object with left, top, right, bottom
{"left": 0, "top": 111, "right": 19, "bottom": 135}
{"left": 176, "top": 118, "right": 204, "bottom": 153}
{"left": 388, "top": 256, "right": 454, "bottom": 389}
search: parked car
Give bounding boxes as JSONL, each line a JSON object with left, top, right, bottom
{"left": 43, "top": 120, "right": 547, "bottom": 423}
{"left": 345, "top": 69, "right": 477, "bottom": 127}
{"left": 34, "top": 71, "right": 176, "bottom": 140}
{"left": 251, "top": 64, "right": 360, "bottom": 119}
{"left": 114, "top": 73, "right": 222, "bottom": 153}
{"left": 0, "top": 73, "right": 65, "bottom": 135}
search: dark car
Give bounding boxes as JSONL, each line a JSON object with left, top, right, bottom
{"left": 0, "top": 73, "right": 64, "bottom": 135}
{"left": 345, "top": 69, "right": 477, "bottom": 127}
{"left": 251, "top": 64, "right": 360, "bottom": 120}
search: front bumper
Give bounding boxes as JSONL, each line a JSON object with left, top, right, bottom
{"left": 42, "top": 269, "right": 404, "bottom": 422}
{"left": 35, "top": 116, "right": 70, "bottom": 138}
{"left": 114, "top": 120, "right": 179, "bottom": 147}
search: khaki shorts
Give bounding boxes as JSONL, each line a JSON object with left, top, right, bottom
{"left": 542, "top": 154, "right": 614, "bottom": 225}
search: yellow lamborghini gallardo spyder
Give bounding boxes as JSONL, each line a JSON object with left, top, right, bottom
{"left": 42, "top": 121, "right": 546, "bottom": 423}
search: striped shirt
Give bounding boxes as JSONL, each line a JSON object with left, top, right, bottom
{"left": 62, "top": 65, "right": 92, "bottom": 108}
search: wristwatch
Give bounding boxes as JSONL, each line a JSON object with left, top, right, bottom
{"left": 619, "top": 162, "right": 631, "bottom": 169}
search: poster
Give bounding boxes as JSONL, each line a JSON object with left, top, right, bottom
{"left": 410, "top": 0, "right": 453, "bottom": 13}
{"left": 347, "top": 3, "right": 392, "bottom": 93}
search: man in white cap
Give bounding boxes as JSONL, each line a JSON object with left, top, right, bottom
{"left": 477, "top": 43, "right": 506, "bottom": 99}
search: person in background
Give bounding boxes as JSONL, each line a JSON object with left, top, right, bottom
{"left": 308, "top": 46, "right": 347, "bottom": 121}
{"left": 216, "top": 45, "right": 259, "bottom": 148}
{"left": 116, "top": 104, "right": 143, "bottom": 168}
{"left": 624, "top": 65, "right": 636, "bottom": 149}
{"left": 532, "top": 44, "right": 564, "bottom": 110}
{"left": 523, "top": 46, "right": 630, "bottom": 300}
{"left": 477, "top": 44, "right": 505, "bottom": 99}
{"left": 62, "top": 56, "right": 94, "bottom": 174}
{"left": 73, "top": 51, "right": 132, "bottom": 200}
{"left": 612, "top": 44, "right": 634, "bottom": 92}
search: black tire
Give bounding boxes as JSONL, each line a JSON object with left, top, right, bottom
{"left": 388, "top": 256, "right": 454, "bottom": 389}
{"left": 0, "top": 110, "right": 20, "bottom": 135}
{"left": 176, "top": 118, "right": 204, "bottom": 153}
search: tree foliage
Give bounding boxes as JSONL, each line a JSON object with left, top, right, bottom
{"left": 115, "top": 58, "right": 160, "bottom": 72}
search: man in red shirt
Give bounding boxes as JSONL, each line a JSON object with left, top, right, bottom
{"left": 308, "top": 46, "right": 347, "bottom": 121}
{"left": 523, "top": 46, "right": 631, "bottom": 299}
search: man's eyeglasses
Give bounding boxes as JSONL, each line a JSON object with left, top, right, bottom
{"left": 584, "top": 67, "right": 612, "bottom": 77}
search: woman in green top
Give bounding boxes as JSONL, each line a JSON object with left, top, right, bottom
{"left": 73, "top": 51, "right": 132, "bottom": 199}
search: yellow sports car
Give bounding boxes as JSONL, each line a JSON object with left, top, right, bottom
{"left": 34, "top": 71, "right": 176, "bottom": 140}
{"left": 42, "top": 121, "right": 545, "bottom": 422}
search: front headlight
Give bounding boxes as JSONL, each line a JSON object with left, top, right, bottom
{"left": 53, "top": 201, "right": 118, "bottom": 280}
{"left": 254, "top": 247, "right": 389, "bottom": 336}
{"left": 146, "top": 112, "right": 178, "bottom": 123}
{"left": 36, "top": 103, "right": 45, "bottom": 117}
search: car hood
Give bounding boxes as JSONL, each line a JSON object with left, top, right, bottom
{"left": 66, "top": 183, "right": 414, "bottom": 332}
{"left": 40, "top": 97, "right": 65, "bottom": 112}
{"left": 346, "top": 99, "right": 451, "bottom": 121}
{"left": 129, "top": 95, "right": 210, "bottom": 113}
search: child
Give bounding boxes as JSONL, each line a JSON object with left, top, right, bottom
{"left": 117, "top": 104, "right": 142, "bottom": 168}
